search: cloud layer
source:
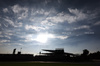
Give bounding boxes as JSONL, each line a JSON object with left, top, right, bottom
{"left": 0, "top": 0, "right": 100, "bottom": 54}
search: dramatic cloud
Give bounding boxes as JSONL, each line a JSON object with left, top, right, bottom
{"left": 54, "top": 35, "right": 68, "bottom": 39}
{"left": 0, "top": 0, "right": 100, "bottom": 54}
{"left": 3, "top": 17, "right": 15, "bottom": 27}
{"left": 25, "top": 25, "right": 48, "bottom": 31}
{"left": 94, "top": 21, "right": 100, "bottom": 26}
{"left": 3, "top": 8, "right": 9, "bottom": 13}
{"left": 41, "top": 8, "right": 89, "bottom": 24}
{"left": 68, "top": 8, "right": 88, "bottom": 23}
{"left": 0, "top": 40, "right": 10, "bottom": 43}
{"left": 74, "top": 25, "right": 90, "bottom": 30}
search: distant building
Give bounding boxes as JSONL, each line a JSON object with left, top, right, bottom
{"left": 35, "top": 48, "right": 75, "bottom": 61}
{"left": 41, "top": 48, "right": 75, "bottom": 57}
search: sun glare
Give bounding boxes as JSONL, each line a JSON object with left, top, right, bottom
{"left": 35, "top": 33, "right": 54, "bottom": 43}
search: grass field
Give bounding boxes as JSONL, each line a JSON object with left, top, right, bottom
{"left": 0, "top": 62, "right": 99, "bottom": 66}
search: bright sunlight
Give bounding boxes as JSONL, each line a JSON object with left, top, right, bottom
{"left": 35, "top": 33, "right": 54, "bottom": 43}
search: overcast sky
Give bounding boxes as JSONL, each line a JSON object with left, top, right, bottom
{"left": 0, "top": 0, "right": 100, "bottom": 54}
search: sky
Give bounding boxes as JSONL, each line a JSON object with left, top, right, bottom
{"left": 0, "top": 0, "right": 100, "bottom": 55}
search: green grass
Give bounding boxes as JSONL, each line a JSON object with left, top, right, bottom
{"left": 0, "top": 62, "right": 95, "bottom": 66}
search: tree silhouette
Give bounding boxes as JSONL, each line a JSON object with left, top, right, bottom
{"left": 83, "top": 49, "right": 89, "bottom": 56}
{"left": 80, "top": 49, "right": 89, "bottom": 61}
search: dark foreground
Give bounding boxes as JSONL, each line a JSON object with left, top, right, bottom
{"left": 0, "top": 61, "right": 100, "bottom": 66}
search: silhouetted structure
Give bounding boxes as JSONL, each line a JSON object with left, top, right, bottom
{"left": 0, "top": 49, "right": 34, "bottom": 61}
{"left": 42, "top": 48, "right": 75, "bottom": 57}
{"left": 35, "top": 48, "right": 76, "bottom": 61}
{"left": 13, "top": 48, "right": 16, "bottom": 54}
{"left": 17, "top": 51, "right": 21, "bottom": 55}
{"left": 0, "top": 48, "right": 100, "bottom": 62}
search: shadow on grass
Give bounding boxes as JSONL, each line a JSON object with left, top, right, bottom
{"left": 0, "top": 62, "right": 96, "bottom": 66}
